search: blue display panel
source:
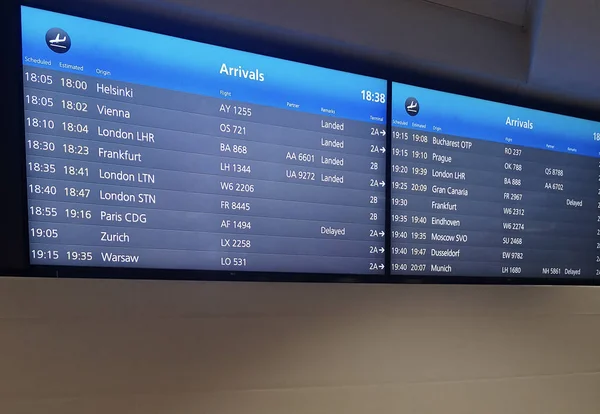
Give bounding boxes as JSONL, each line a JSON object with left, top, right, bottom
{"left": 22, "top": 6, "right": 387, "bottom": 274}
{"left": 391, "top": 82, "right": 600, "bottom": 279}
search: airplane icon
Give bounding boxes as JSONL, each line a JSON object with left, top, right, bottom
{"left": 404, "top": 97, "right": 420, "bottom": 116}
{"left": 48, "top": 33, "right": 67, "bottom": 48}
{"left": 406, "top": 100, "right": 418, "bottom": 112}
{"left": 45, "top": 28, "right": 71, "bottom": 53}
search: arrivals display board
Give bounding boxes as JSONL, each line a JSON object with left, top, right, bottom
{"left": 391, "top": 82, "right": 600, "bottom": 279}
{"left": 15, "top": 4, "right": 600, "bottom": 284}
{"left": 21, "top": 6, "right": 387, "bottom": 274}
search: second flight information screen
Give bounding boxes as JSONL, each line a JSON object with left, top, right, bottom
{"left": 22, "top": 6, "right": 387, "bottom": 274}
{"left": 391, "top": 82, "right": 600, "bottom": 279}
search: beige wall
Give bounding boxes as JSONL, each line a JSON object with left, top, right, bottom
{"left": 0, "top": 277, "right": 599, "bottom": 413}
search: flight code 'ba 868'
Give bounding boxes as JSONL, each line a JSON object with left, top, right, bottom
{"left": 220, "top": 143, "right": 248, "bottom": 154}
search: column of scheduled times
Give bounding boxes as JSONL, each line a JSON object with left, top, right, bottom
{"left": 391, "top": 85, "right": 600, "bottom": 279}
{"left": 24, "top": 67, "right": 386, "bottom": 274}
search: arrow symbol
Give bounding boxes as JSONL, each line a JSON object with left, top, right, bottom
{"left": 380, "top": 181, "right": 386, "bottom": 187}
{"left": 379, "top": 231, "right": 385, "bottom": 237}
{"left": 379, "top": 264, "right": 385, "bottom": 270}
{"left": 381, "top": 147, "right": 386, "bottom": 153}
{"left": 381, "top": 130, "right": 386, "bottom": 136}
{"left": 379, "top": 247, "right": 385, "bottom": 253}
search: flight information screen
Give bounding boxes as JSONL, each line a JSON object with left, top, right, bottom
{"left": 22, "top": 6, "right": 387, "bottom": 274}
{"left": 391, "top": 82, "right": 600, "bottom": 279}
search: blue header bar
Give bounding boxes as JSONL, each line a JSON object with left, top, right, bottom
{"left": 21, "top": 6, "right": 386, "bottom": 124}
{"left": 392, "top": 82, "right": 600, "bottom": 158}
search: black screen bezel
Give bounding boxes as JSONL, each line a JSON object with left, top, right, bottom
{"left": 5, "top": 0, "right": 600, "bottom": 285}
